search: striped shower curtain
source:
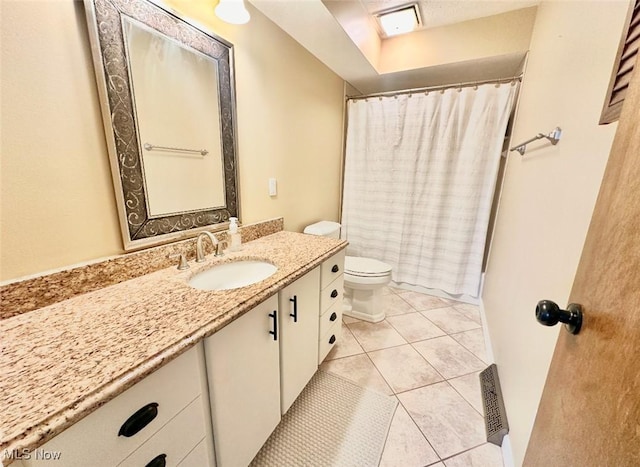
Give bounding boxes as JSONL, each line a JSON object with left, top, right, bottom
{"left": 341, "top": 83, "right": 518, "bottom": 297}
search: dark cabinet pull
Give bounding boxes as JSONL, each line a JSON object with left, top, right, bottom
{"left": 289, "top": 296, "right": 298, "bottom": 323}
{"left": 118, "top": 402, "right": 159, "bottom": 437}
{"left": 329, "top": 334, "right": 336, "bottom": 344}
{"left": 331, "top": 264, "right": 339, "bottom": 273}
{"left": 145, "top": 454, "right": 167, "bottom": 467}
{"left": 269, "top": 310, "right": 278, "bottom": 341}
{"left": 330, "top": 312, "right": 337, "bottom": 322}
{"left": 330, "top": 289, "right": 338, "bottom": 298}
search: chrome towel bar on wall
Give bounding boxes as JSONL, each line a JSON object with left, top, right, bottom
{"left": 510, "top": 127, "right": 562, "bottom": 155}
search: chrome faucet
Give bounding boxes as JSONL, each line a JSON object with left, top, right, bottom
{"left": 196, "top": 231, "right": 223, "bottom": 262}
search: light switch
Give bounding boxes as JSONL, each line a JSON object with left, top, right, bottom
{"left": 268, "top": 178, "right": 277, "bottom": 196}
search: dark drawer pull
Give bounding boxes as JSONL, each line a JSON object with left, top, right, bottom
{"left": 289, "top": 295, "right": 298, "bottom": 323}
{"left": 331, "top": 264, "right": 339, "bottom": 273}
{"left": 329, "top": 334, "right": 336, "bottom": 344}
{"left": 145, "top": 454, "right": 167, "bottom": 467}
{"left": 330, "top": 289, "right": 338, "bottom": 298}
{"left": 330, "top": 312, "right": 337, "bottom": 322}
{"left": 269, "top": 310, "right": 278, "bottom": 341}
{"left": 118, "top": 402, "right": 158, "bottom": 437}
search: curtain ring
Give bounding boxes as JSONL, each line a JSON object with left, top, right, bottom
{"left": 440, "top": 89, "right": 445, "bottom": 94}
{"left": 495, "top": 83, "right": 501, "bottom": 88}
{"left": 425, "top": 90, "right": 429, "bottom": 96}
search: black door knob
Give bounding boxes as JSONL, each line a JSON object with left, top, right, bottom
{"left": 535, "top": 300, "right": 583, "bottom": 335}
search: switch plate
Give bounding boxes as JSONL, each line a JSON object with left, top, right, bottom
{"left": 268, "top": 178, "right": 277, "bottom": 196}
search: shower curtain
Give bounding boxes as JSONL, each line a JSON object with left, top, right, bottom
{"left": 341, "top": 83, "right": 518, "bottom": 297}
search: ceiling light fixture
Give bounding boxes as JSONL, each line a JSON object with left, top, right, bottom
{"left": 215, "top": 0, "right": 250, "bottom": 25}
{"left": 376, "top": 4, "right": 421, "bottom": 37}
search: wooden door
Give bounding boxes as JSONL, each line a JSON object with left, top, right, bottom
{"left": 523, "top": 68, "right": 640, "bottom": 463}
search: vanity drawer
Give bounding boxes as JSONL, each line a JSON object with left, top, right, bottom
{"left": 178, "top": 440, "right": 210, "bottom": 467}
{"left": 320, "top": 250, "right": 345, "bottom": 289}
{"left": 319, "top": 300, "right": 342, "bottom": 338}
{"left": 320, "top": 275, "right": 344, "bottom": 314}
{"left": 23, "top": 346, "right": 205, "bottom": 467}
{"left": 318, "top": 323, "right": 342, "bottom": 364}
{"left": 118, "top": 396, "right": 210, "bottom": 467}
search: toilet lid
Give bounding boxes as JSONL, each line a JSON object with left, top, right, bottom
{"left": 345, "top": 256, "right": 392, "bottom": 277}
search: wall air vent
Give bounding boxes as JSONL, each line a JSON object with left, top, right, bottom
{"left": 375, "top": 4, "right": 422, "bottom": 38}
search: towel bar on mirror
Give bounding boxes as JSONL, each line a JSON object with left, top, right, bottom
{"left": 143, "top": 143, "right": 209, "bottom": 156}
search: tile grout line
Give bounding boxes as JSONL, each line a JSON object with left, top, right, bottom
{"left": 449, "top": 330, "right": 489, "bottom": 365}
{"left": 334, "top": 289, "right": 495, "bottom": 466}
{"left": 437, "top": 441, "right": 493, "bottom": 464}
{"left": 392, "top": 394, "right": 443, "bottom": 463}
{"left": 355, "top": 305, "right": 445, "bottom": 463}
{"left": 384, "top": 310, "right": 449, "bottom": 343}
{"left": 376, "top": 401, "right": 401, "bottom": 467}
{"left": 385, "top": 291, "right": 485, "bottom": 463}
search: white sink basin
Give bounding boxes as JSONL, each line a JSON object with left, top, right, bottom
{"left": 188, "top": 260, "right": 277, "bottom": 291}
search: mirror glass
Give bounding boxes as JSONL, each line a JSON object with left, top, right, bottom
{"left": 124, "top": 17, "right": 226, "bottom": 216}
{"left": 85, "top": 0, "right": 239, "bottom": 250}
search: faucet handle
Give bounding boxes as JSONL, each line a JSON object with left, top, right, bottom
{"left": 168, "top": 253, "right": 189, "bottom": 270}
{"left": 215, "top": 241, "right": 227, "bottom": 257}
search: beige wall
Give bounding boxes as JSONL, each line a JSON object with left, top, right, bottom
{"left": 0, "top": 0, "right": 123, "bottom": 281}
{"left": 481, "top": 1, "right": 629, "bottom": 465}
{"left": 379, "top": 7, "right": 537, "bottom": 74}
{"left": 0, "top": 0, "right": 345, "bottom": 281}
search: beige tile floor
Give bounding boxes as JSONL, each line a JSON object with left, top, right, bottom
{"left": 321, "top": 286, "right": 504, "bottom": 467}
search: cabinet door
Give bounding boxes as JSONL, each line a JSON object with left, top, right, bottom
{"left": 204, "top": 295, "right": 280, "bottom": 467}
{"left": 278, "top": 267, "right": 320, "bottom": 414}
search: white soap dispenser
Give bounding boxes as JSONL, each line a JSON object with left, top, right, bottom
{"left": 228, "top": 217, "right": 242, "bottom": 252}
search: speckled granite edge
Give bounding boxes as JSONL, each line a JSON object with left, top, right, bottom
{"left": 0, "top": 231, "right": 346, "bottom": 460}
{"left": 0, "top": 218, "right": 284, "bottom": 319}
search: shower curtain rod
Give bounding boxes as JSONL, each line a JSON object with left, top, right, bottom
{"left": 347, "top": 75, "right": 522, "bottom": 101}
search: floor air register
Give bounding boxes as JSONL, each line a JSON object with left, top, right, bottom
{"left": 480, "top": 363, "right": 509, "bottom": 446}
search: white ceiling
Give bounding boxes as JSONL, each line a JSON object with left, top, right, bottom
{"left": 250, "top": 0, "right": 538, "bottom": 95}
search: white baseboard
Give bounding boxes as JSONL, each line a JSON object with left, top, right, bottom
{"left": 478, "top": 299, "right": 514, "bottom": 467}
{"left": 500, "top": 434, "right": 515, "bottom": 467}
{"left": 478, "top": 299, "right": 495, "bottom": 364}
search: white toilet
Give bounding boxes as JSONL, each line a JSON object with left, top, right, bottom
{"left": 303, "top": 221, "right": 392, "bottom": 323}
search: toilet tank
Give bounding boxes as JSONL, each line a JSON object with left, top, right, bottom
{"left": 303, "top": 221, "right": 341, "bottom": 238}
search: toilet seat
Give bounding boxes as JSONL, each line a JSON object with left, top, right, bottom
{"left": 345, "top": 256, "right": 392, "bottom": 278}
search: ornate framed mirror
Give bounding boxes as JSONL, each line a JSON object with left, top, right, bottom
{"left": 85, "top": 0, "right": 239, "bottom": 250}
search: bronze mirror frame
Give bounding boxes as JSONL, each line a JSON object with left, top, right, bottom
{"left": 85, "top": 0, "right": 239, "bottom": 250}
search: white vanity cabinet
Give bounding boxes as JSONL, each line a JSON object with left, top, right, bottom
{"left": 20, "top": 344, "right": 214, "bottom": 467}
{"left": 204, "top": 267, "right": 323, "bottom": 466}
{"left": 318, "top": 250, "right": 346, "bottom": 363}
{"left": 278, "top": 267, "right": 320, "bottom": 414}
{"left": 204, "top": 295, "right": 281, "bottom": 467}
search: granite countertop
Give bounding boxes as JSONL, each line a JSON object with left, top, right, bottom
{"left": 0, "top": 231, "right": 347, "bottom": 458}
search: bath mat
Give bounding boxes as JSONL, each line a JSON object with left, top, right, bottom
{"left": 251, "top": 370, "right": 398, "bottom": 467}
